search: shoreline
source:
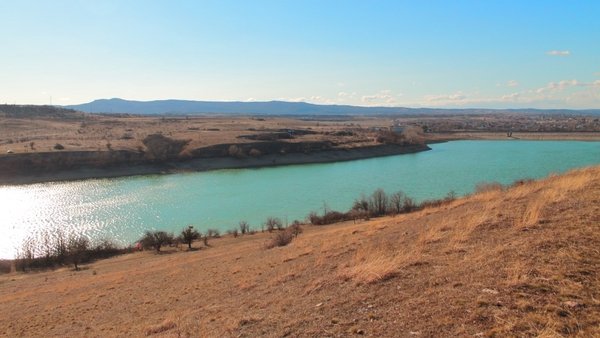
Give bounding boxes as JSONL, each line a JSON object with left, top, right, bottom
{"left": 2, "top": 131, "right": 599, "bottom": 186}
{"left": 0, "top": 144, "right": 430, "bottom": 186}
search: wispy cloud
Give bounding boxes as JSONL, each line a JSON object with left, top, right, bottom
{"left": 546, "top": 50, "right": 570, "bottom": 56}
{"left": 424, "top": 92, "right": 466, "bottom": 102}
{"left": 361, "top": 90, "right": 399, "bottom": 105}
{"left": 535, "top": 79, "right": 578, "bottom": 93}
{"left": 534, "top": 79, "right": 600, "bottom": 94}
{"left": 501, "top": 92, "right": 520, "bottom": 101}
{"left": 506, "top": 80, "right": 519, "bottom": 87}
{"left": 337, "top": 91, "right": 357, "bottom": 99}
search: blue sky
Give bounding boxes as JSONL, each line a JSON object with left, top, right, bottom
{"left": 1, "top": 1, "right": 599, "bottom": 108}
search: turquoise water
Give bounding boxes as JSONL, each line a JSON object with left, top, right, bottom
{"left": 1, "top": 140, "right": 599, "bottom": 259}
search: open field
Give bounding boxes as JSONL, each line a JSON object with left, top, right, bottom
{"left": 1, "top": 166, "right": 599, "bottom": 337}
{"left": 1, "top": 107, "right": 599, "bottom": 156}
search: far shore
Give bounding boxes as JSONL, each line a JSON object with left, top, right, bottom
{"left": 1, "top": 131, "right": 599, "bottom": 186}
{"left": 430, "top": 131, "right": 600, "bottom": 142}
{"left": 0, "top": 143, "right": 430, "bottom": 186}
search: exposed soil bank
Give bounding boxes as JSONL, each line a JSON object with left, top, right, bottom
{"left": 0, "top": 143, "right": 430, "bottom": 185}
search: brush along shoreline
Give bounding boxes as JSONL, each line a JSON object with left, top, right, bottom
{"left": 0, "top": 143, "right": 430, "bottom": 185}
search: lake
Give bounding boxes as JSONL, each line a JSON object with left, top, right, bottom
{"left": 1, "top": 140, "right": 599, "bottom": 259}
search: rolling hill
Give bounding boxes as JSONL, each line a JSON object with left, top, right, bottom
{"left": 65, "top": 98, "right": 600, "bottom": 116}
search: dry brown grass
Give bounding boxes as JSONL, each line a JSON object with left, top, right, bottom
{"left": 338, "top": 243, "right": 405, "bottom": 284}
{"left": 1, "top": 166, "right": 600, "bottom": 337}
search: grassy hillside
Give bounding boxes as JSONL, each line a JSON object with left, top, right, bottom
{"left": 1, "top": 167, "right": 599, "bottom": 337}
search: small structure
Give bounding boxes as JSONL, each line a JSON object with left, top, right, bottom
{"left": 390, "top": 121, "right": 405, "bottom": 134}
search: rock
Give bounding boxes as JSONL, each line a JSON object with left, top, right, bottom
{"left": 481, "top": 288, "right": 499, "bottom": 295}
{"left": 315, "top": 302, "right": 323, "bottom": 307}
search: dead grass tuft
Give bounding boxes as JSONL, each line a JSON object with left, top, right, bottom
{"left": 144, "top": 319, "right": 177, "bottom": 336}
{"left": 338, "top": 242, "right": 418, "bottom": 284}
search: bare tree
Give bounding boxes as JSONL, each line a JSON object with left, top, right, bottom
{"left": 67, "top": 235, "right": 90, "bottom": 271}
{"left": 180, "top": 225, "right": 200, "bottom": 250}
{"left": 369, "top": 188, "right": 388, "bottom": 216}
{"left": 265, "top": 217, "right": 283, "bottom": 232}
{"left": 352, "top": 194, "right": 370, "bottom": 214}
{"left": 239, "top": 221, "right": 250, "bottom": 234}
{"left": 140, "top": 231, "right": 174, "bottom": 252}
{"left": 389, "top": 191, "right": 406, "bottom": 215}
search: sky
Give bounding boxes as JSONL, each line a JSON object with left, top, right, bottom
{"left": 1, "top": 0, "right": 599, "bottom": 109}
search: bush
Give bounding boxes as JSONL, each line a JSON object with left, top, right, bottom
{"left": 249, "top": 148, "right": 261, "bottom": 157}
{"left": 309, "top": 210, "right": 350, "bottom": 225}
{"left": 206, "top": 229, "right": 220, "bottom": 238}
{"left": 228, "top": 145, "right": 243, "bottom": 158}
{"left": 227, "top": 229, "right": 239, "bottom": 238}
{"left": 388, "top": 191, "right": 406, "bottom": 215}
{"left": 140, "top": 231, "right": 174, "bottom": 252}
{"left": 0, "top": 260, "right": 11, "bottom": 274}
{"left": 179, "top": 226, "right": 200, "bottom": 249}
{"left": 142, "top": 134, "right": 190, "bottom": 160}
{"left": 239, "top": 221, "right": 250, "bottom": 234}
{"left": 289, "top": 221, "right": 303, "bottom": 237}
{"left": 67, "top": 235, "right": 90, "bottom": 270}
{"left": 13, "top": 232, "right": 126, "bottom": 272}
{"left": 369, "top": 188, "right": 388, "bottom": 216}
{"left": 266, "top": 229, "right": 294, "bottom": 249}
{"left": 53, "top": 143, "right": 65, "bottom": 150}
{"left": 352, "top": 194, "right": 370, "bottom": 214}
{"left": 265, "top": 217, "right": 283, "bottom": 232}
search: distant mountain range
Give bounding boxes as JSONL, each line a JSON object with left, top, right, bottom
{"left": 65, "top": 98, "right": 600, "bottom": 116}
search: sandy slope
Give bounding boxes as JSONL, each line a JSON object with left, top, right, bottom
{"left": 1, "top": 166, "right": 599, "bottom": 337}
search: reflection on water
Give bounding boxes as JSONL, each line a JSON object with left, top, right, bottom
{"left": 1, "top": 140, "right": 599, "bottom": 258}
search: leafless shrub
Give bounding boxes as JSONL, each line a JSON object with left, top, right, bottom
{"left": 265, "top": 217, "right": 283, "bottom": 232}
{"left": 228, "top": 144, "right": 243, "bottom": 158}
{"left": 352, "top": 194, "right": 370, "bottom": 214}
{"left": 14, "top": 232, "right": 124, "bottom": 272}
{"left": 0, "top": 260, "right": 11, "bottom": 274}
{"left": 369, "top": 188, "right": 388, "bottom": 216}
{"left": 67, "top": 235, "right": 90, "bottom": 270}
{"left": 227, "top": 229, "right": 239, "bottom": 238}
{"left": 309, "top": 210, "right": 350, "bottom": 225}
{"left": 249, "top": 148, "right": 262, "bottom": 157}
{"left": 289, "top": 221, "right": 303, "bottom": 237}
{"left": 206, "top": 229, "right": 220, "bottom": 238}
{"left": 403, "top": 196, "right": 416, "bottom": 212}
{"left": 239, "top": 221, "right": 250, "bottom": 234}
{"left": 388, "top": 191, "right": 406, "bottom": 214}
{"left": 142, "top": 134, "right": 190, "bottom": 160}
{"left": 139, "top": 231, "right": 174, "bottom": 252}
{"left": 265, "top": 229, "right": 294, "bottom": 249}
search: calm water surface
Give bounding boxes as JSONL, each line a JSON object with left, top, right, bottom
{"left": 1, "top": 140, "right": 599, "bottom": 258}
